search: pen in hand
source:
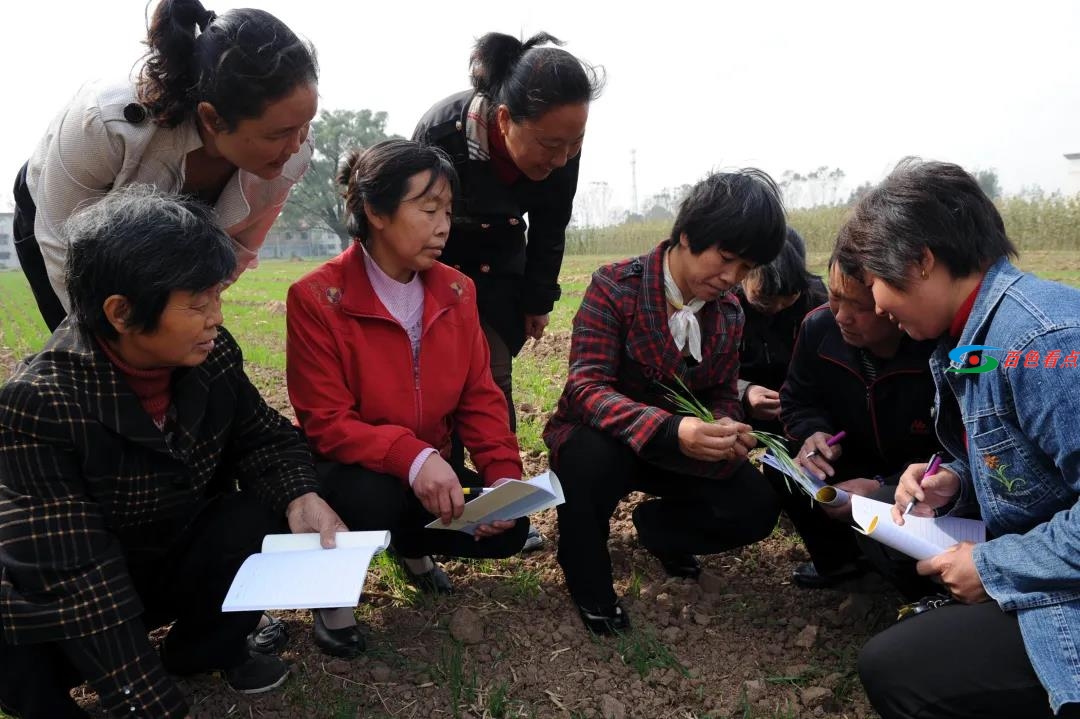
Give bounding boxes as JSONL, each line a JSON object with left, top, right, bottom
{"left": 903, "top": 452, "right": 943, "bottom": 516}
{"left": 461, "top": 487, "right": 493, "bottom": 497}
{"left": 804, "top": 430, "right": 847, "bottom": 461}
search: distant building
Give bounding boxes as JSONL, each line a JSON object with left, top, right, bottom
{"left": 258, "top": 223, "right": 341, "bottom": 261}
{"left": 1065, "top": 153, "right": 1080, "bottom": 197}
{"left": 0, "top": 212, "right": 18, "bottom": 270}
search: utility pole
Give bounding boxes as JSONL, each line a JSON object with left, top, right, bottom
{"left": 630, "top": 149, "right": 638, "bottom": 215}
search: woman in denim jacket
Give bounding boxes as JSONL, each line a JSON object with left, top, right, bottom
{"left": 835, "top": 159, "right": 1080, "bottom": 719}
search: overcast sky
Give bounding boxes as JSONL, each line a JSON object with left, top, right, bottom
{"left": 3, "top": 0, "right": 1078, "bottom": 215}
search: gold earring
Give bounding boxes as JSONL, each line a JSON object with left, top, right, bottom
{"left": 920, "top": 270, "right": 929, "bottom": 280}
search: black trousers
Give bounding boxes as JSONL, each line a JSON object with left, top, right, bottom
{"left": 860, "top": 600, "right": 1080, "bottom": 719}
{"left": 764, "top": 463, "right": 863, "bottom": 573}
{"left": 317, "top": 461, "right": 529, "bottom": 559}
{"left": 12, "top": 163, "right": 67, "bottom": 332}
{"left": 553, "top": 426, "right": 781, "bottom": 610}
{"left": 0, "top": 491, "right": 282, "bottom": 718}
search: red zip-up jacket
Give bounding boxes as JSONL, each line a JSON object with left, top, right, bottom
{"left": 285, "top": 244, "right": 522, "bottom": 485}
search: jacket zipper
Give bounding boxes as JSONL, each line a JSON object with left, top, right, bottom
{"left": 818, "top": 353, "right": 925, "bottom": 457}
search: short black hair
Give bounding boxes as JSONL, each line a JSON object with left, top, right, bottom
{"left": 836, "top": 158, "right": 1017, "bottom": 289}
{"left": 667, "top": 169, "right": 787, "bottom": 265}
{"left": 743, "top": 227, "right": 813, "bottom": 298}
{"left": 338, "top": 139, "right": 460, "bottom": 243}
{"left": 470, "top": 32, "right": 604, "bottom": 122}
{"left": 65, "top": 185, "right": 236, "bottom": 339}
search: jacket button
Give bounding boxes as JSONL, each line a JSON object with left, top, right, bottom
{"left": 454, "top": 264, "right": 461, "bottom": 270}
{"left": 480, "top": 264, "right": 491, "bottom": 274}
{"left": 123, "top": 103, "right": 147, "bottom": 123}
{"left": 480, "top": 223, "right": 491, "bottom": 229}
{"left": 455, "top": 120, "right": 463, "bottom": 131}
{"left": 509, "top": 218, "right": 520, "bottom": 226}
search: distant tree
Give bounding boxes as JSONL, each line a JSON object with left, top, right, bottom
{"left": 644, "top": 204, "right": 674, "bottom": 222}
{"left": 572, "top": 181, "right": 616, "bottom": 228}
{"left": 280, "top": 109, "right": 401, "bottom": 249}
{"left": 780, "top": 166, "right": 846, "bottom": 208}
{"left": 974, "top": 168, "right": 1002, "bottom": 200}
{"left": 846, "top": 181, "right": 874, "bottom": 207}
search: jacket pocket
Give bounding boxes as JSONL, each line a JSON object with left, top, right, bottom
{"left": 968, "top": 423, "right": 1053, "bottom": 513}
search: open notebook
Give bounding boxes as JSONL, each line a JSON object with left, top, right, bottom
{"left": 759, "top": 451, "right": 851, "bottom": 507}
{"left": 851, "top": 495, "right": 986, "bottom": 560}
{"left": 222, "top": 530, "right": 391, "bottom": 612}
{"left": 426, "top": 471, "right": 565, "bottom": 534}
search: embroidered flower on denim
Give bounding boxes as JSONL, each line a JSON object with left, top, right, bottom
{"left": 983, "top": 454, "right": 1025, "bottom": 492}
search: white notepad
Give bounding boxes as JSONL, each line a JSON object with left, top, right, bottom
{"left": 851, "top": 495, "right": 985, "bottom": 560}
{"left": 222, "top": 530, "right": 391, "bottom": 612}
{"left": 426, "top": 471, "right": 565, "bottom": 534}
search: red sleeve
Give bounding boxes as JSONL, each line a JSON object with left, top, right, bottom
{"left": 286, "top": 282, "right": 430, "bottom": 482}
{"left": 452, "top": 278, "right": 522, "bottom": 484}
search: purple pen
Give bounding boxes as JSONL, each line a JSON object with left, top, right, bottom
{"left": 804, "top": 430, "right": 847, "bottom": 461}
{"left": 903, "top": 452, "right": 943, "bottom": 516}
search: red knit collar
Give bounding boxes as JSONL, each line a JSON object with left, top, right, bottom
{"left": 97, "top": 339, "right": 173, "bottom": 427}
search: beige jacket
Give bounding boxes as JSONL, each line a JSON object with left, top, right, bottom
{"left": 26, "top": 79, "right": 312, "bottom": 310}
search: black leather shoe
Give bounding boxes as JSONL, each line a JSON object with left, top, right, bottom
{"left": 399, "top": 557, "right": 453, "bottom": 595}
{"left": 576, "top": 600, "right": 631, "bottom": 636}
{"left": 653, "top": 552, "right": 702, "bottom": 579}
{"left": 247, "top": 613, "right": 288, "bottom": 654}
{"left": 311, "top": 611, "right": 365, "bottom": 658}
{"left": 791, "top": 561, "right": 866, "bottom": 589}
{"left": 224, "top": 652, "right": 290, "bottom": 694}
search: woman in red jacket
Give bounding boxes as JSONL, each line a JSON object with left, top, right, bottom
{"left": 286, "top": 140, "right": 528, "bottom": 658}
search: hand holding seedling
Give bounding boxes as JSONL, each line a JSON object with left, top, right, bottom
{"left": 677, "top": 416, "right": 753, "bottom": 462}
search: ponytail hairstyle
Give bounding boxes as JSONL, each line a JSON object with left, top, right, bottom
{"left": 469, "top": 32, "right": 604, "bottom": 122}
{"left": 137, "top": 0, "right": 318, "bottom": 129}
{"left": 337, "top": 140, "right": 460, "bottom": 245}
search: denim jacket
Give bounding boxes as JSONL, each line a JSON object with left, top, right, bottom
{"left": 930, "top": 258, "right": 1080, "bottom": 712}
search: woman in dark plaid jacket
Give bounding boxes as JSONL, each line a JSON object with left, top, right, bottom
{"left": 0, "top": 187, "right": 346, "bottom": 718}
{"left": 544, "top": 170, "right": 788, "bottom": 634}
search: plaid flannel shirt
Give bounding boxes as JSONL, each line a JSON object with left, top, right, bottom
{"left": 544, "top": 243, "right": 745, "bottom": 478}
{"left": 0, "top": 322, "right": 319, "bottom": 717}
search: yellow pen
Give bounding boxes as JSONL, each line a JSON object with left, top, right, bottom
{"left": 460, "top": 487, "right": 493, "bottom": 496}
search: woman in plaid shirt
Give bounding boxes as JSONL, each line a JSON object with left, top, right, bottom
{"left": 544, "top": 170, "right": 788, "bottom": 634}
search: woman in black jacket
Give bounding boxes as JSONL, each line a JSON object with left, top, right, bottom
{"left": 736, "top": 228, "right": 827, "bottom": 434}
{"left": 413, "top": 33, "right": 603, "bottom": 427}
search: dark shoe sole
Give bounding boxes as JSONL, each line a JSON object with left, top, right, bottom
{"left": 229, "top": 667, "right": 290, "bottom": 695}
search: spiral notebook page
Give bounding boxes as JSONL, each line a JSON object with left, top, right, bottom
{"left": 851, "top": 495, "right": 985, "bottom": 561}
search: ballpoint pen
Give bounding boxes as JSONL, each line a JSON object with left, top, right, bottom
{"left": 903, "top": 452, "right": 943, "bottom": 516}
{"left": 804, "top": 430, "right": 847, "bottom": 461}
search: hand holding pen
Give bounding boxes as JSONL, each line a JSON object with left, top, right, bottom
{"left": 798, "top": 430, "right": 846, "bottom": 480}
{"left": 892, "top": 452, "right": 960, "bottom": 525}
{"left": 903, "top": 453, "right": 942, "bottom": 515}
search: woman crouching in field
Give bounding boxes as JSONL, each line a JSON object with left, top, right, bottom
{"left": 286, "top": 140, "right": 530, "bottom": 658}
{"left": 544, "top": 170, "right": 787, "bottom": 634}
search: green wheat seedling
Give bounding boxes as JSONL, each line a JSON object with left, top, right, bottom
{"left": 660, "top": 377, "right": 811, "bottom": 502}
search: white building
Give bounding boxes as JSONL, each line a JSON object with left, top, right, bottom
{"left": 1065, "top": 153, "right": 1080, "bottom": 197}
{"left": 258, "top": 224, "right": 341, "bottom": 260}
{"left": 0, "top": 212, "right": 18, "bottom": 270}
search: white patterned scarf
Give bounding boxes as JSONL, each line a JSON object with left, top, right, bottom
{"left": 465, "top": 94, "right": 491, "bottom": 161}
{"left": 663, "top": 249, "right": 706, "bottom": 362}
